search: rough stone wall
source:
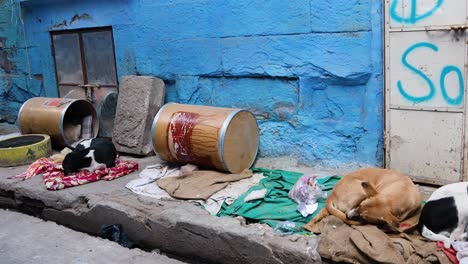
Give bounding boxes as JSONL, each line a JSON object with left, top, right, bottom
{"left": 2, "top": 0, "right": 383, "bottom": 167}
{"left": 0, "top": 0, "right": 45, "bottom": 123}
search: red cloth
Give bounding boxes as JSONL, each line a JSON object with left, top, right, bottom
{"left": 9, "top": 158, "right": 138, "bottom": 191}
{"left": 437, "top": 241, "right": 459, "bottom": 264}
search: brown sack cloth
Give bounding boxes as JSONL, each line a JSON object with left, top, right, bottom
{"left": 157, "top": 169, "right": 253, "bottom": 200}
{"left": 319, "top": 223, "right": 405, "bottom": 264}
{"left": 317, "top": 216, "right": 452, "bottom": 264}
{"left": 390, "top": 233, "right": 451, "bottom": 264}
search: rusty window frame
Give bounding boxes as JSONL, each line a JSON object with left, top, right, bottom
{"left": 50, "top": 27, "right": 119, "bottom": 97}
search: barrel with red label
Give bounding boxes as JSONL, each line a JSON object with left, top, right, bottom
{"left": 151, "top": 103, "right": 259, "bottom": 173}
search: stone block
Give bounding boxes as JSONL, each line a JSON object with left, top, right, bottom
{"left": 136, "top": 0, "right": 310, "bottom": 39}
{"left": 0, "top": 101, "right": 21, "bottom": 124}
{"left": 113, "top": 75, "right": 165, "bottom": 155}
{"left": 207, "top": 77, "right": 299, "bottom": 121}
{"left": 310, "top": 0, "right": 371, "bottom": 32}
{"left": 221, "top": 32, "right": 372, "bottom": 78}
{"left": 137, "top": 37, "right": 223, "bottom": 79}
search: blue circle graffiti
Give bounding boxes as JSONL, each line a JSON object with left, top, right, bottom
{"left": 440, "top": 66, "right": 464, "bottom": 105}
{"left": 397, "top": 42, "right": 436, "bottom": 104}
{"left": 390, "top": 0, "right": 444, "bottom": 24}
{"left": 398, "top": 42, "right": 464, "bottom": 106}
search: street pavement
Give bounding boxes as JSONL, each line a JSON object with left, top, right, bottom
{"left": 0, "top": 209, "right": 185, "bottom": 264}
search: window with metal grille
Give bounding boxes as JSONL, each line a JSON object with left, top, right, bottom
{"left": 50, "top": 27, "right": 118, "bottom": 138}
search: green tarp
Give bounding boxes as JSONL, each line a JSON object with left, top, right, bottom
{"left": 217, "top": 168, "right": 341, "bottom": 233}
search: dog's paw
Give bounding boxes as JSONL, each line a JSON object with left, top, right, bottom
{"left": 462, "top": 233, "right": 468, "bottom": 241}
{"left": 453, "top": 232, "right": 468, "bottom": 242}
{"left": 443, "top": 238, "right": 451, "bottom": 249}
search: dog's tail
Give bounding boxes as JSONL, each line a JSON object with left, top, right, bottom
{"left": 326, "top": 199, "right": 363, "bottom": 226}
{"left": 303, "top": 207, "right": 329, "bottom": 233}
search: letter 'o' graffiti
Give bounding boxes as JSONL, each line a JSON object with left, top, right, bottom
{"left": 440, "top": 66, "right": 464, "bottom": 105}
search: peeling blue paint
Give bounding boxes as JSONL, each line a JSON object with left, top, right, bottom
{"left": 1, "top": 0, "right": 384, "bottom": 167}
{"left": 0, "top": 0, "right": 47, "bottom": 123}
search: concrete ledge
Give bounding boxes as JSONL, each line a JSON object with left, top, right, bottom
{"left": 0, "top": 156, "right": 322, "bottom": 264}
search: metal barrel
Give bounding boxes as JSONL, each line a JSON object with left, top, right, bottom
{"left": 151, "top": 103, "right": 259, "bottom": 173}
{"left": 18, "top": 97, "right": 98, "bottom": 147}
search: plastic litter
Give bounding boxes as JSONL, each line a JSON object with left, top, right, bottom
{"left": 288, "top": 175, "right": 327, "bottom": 217}
{"left": 297, "top": 203, "right": 319, "bottom": 217}
{"left": 273, "top": 221, "right": 304, "bottom": 235}
{"left": 99, "top": 224, "right": 135, "bottom": 249}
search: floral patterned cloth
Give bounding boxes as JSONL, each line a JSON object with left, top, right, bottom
{"left": 437, "top": 241, "right": 459, "bottom": 264}
{"left": 9, "top": 158, "right": 138, "bottom": 191}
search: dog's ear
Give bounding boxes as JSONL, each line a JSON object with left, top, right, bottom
{"left": 361, "top": 181, "right": 378, "bottom": 197}
{"left": 382, "top": 211, "right": 400, "bottom": 230}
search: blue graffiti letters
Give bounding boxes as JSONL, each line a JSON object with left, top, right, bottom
{"left": 398, "top": 42, "right": 464, "bottom": 106}
{"left": 440, "top": 66, "right": 464, "bottom": 105}
{"left": 390, "top": 0, "right": 443, "bottom": 24}
{"left": 398, "top": 42, "right": 437, "bottom": 103}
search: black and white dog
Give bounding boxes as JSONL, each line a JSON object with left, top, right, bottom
{"left": 418, "top": 182, "right": 468, "bottom": 248}
{"left": 73, "top": 138, "right": 111, "bottom": 151}
{"left": 62, "top": 138, "right": 117, "bottom": 175}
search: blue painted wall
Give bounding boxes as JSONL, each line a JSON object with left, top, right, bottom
{"left": 1, "top": 0, "right": 383, "bottom": 167}
{"left": 0, "top": 0, "right": 47, "bottom": 123}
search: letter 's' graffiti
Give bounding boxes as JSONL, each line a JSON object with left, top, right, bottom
{"left": 398, "top": 42, "right": 464, "bottom": 106}
{"left": 398, "top": 42, "right": 436, "bottom": 104}
{"left": 390, "top": 0, "right": 444, "bottom": 24}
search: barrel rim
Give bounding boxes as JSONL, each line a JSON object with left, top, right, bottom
{"left": 151, "top": 102, "right": 175, "bottom": 155}
{"left": 60, "top": 98, "right": 96, "bottom": 146}
{"left": 60, "top": 98, "right": 78, "bottom": 146}
{"left": 0, "top": 134, "right": 51, "bottom": 151}
{"left": 95, "top": 91, "right": 118, "bottom": 116}
{"left": 218, "top": 109, "right": 259, "bottom": 172}
{"left": 16, "top": 97, "right": 35, "bottom": 132}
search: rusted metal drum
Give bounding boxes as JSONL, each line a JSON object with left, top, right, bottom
{"left": 96, "top": 91, "right": 118, "bottom": 138}
{"left": 151, "top": 103, "right": 259, "bottom": 173}
{"left": 18, "top": 97, "right": 98, "bottom": 147}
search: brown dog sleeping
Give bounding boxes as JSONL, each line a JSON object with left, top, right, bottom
{"left": 304, "top": 168, "right": 422, "bottom": 232}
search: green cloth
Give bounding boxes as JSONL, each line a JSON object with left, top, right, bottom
{"left": 217, "top": 168, "right": 341, "bottom": 233}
